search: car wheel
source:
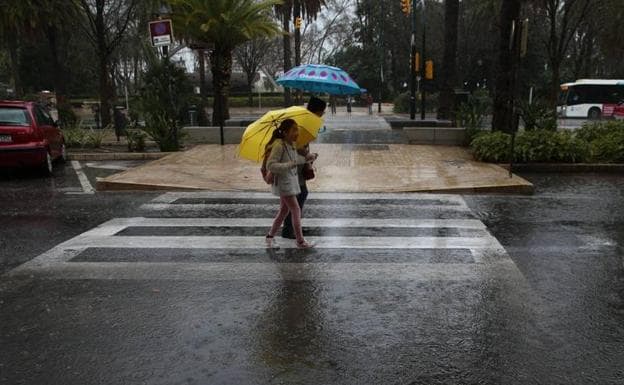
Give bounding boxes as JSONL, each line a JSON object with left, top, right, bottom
{"left": 588, "top": 107, "right": 601, "bottom": 120}
{"left": 41, "top": 150, "right": 53, "bottom": 176}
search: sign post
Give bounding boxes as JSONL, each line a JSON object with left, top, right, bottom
{"left": 149, "top": 19, "right": 173, "bottom": 56}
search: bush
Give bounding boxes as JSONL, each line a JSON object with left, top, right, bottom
{"left": 63, "top": 124, "right": 87, "bottom": 148}
{"left": 393, "top": 92, "right": 410, "bottom": 114}
{"left": 63, "top": 120, "right": 111, "bottom": 149}
{"left": 470, "top": 128, "right": 608, "bottom": 164}
{"left": 126, "top": 129, "right": 147, "bottom": 152}
{"left": 138, "top": 51, "right": 193, "bottom": 152}
{"left": 470, "top": 131, "right": 510, "bottom": 162}
{"left": 57, "top": 103, "right": 78, "bottom": 127}
{"left": 84, "top": 126, "right": 111, "bottom": 148}
{"left": 456, "top": 94, "right": 489, "bottom": 144}
{"left": 589, "top": 130, "right": 624, "bottom": 163}
{"left": 520, "top": 101, "right": 557, "bottom": 131}
{"left": 576, "top": 120, "right": 624, "bottom": 142}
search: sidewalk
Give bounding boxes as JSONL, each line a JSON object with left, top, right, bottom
{"left": 96, "top": 144, "right": 533, "bottom": 194}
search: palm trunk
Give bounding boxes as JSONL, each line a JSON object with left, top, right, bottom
{"left": 438, "top": 0, "right": 459, "bottom": 121}
{"left": 294, "top": 0, "right": 301, "bottom": 66}
{"left": 282, "top": 9, "right": 292, "bottom": 107}
{"left": 7, "top": 31, "right": 23, "bottom": 98}
{"left": 211, "top": 46, "right": 232, "bottom": 126}
{"left": 492, "top": 0, "right": 521, "bottom": 132}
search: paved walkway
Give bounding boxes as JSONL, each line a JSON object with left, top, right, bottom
{"left": 96, "top": 144, "right": 533, "bottom": 194}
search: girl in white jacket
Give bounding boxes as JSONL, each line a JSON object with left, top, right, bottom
{"left": 264, "top": 119, "right": 316, "bottom": 249}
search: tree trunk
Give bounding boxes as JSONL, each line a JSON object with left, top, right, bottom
{"left": 282, "top": 9, "right": 292, "bottom": 107}
{"left": 247, "top": 76, "right": 254, "bottom": 107}
{"left": 198, "top": 49, "right": 206, "bottom": 99}
{"left": 211, "top": 46, "right": 232, "bottom": 126}
{"left": 437, "top": 0, "right": 460, "bottom": 121}
{"left": 550, "top": 59, "right": 561, "bottom": 108}
{"left": 491, "top": 0, "right": 521, "bottom": 132}
{"left": 95, "top": 0, "right": 112, "bottom": 127}
{"left": 7, "top": 31, "right": 23, "bottom": 98}
{"left": 294, "top": 0, "right": 301, "bottom": 66}
{"left": 98, "top": 54, "right": 113, "bottom": 128}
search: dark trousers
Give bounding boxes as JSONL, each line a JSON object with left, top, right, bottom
{"left": 282, "top": 183, "right": 308, "bottom": 236}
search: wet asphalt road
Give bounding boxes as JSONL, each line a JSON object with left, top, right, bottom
{"left": 0, "top": 162, "right": 623, "bottom": 385}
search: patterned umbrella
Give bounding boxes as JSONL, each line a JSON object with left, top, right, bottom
{"left": 276, "top": 64, "right": 362, "bottom": 95}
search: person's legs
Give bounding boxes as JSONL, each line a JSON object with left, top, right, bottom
{"left": 282, "top": 195, "right": 304, "bottom": 244}
{"left": 268, "top": 197, "right": 291, "bottom": 237}
{"left": 282, "top": 184, "right": 308, "bottom": 238}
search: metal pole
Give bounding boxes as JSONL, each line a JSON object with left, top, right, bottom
{"left": 409, "top": 0, "right": 417, "bottom": 119}
{"left": 378, "top": 1, "right": 384, "bottom": 114}
{"left": 420, "top": 2, "right": 426, "bottom": 121}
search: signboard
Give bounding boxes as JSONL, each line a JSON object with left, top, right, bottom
{"left": 149, "top": 19, "right": 173, "bottom": 47}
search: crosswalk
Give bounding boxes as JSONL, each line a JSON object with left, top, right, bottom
{"left": 7, "top": 192, "right": 518, "bottom": 281}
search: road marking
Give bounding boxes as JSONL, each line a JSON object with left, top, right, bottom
{"left": 13, "top": 261, "right": 519, "bottom": 282}
{"left": 5, "top": 192, "right": 517, "bottom": 281}
{"left": 71, "top": 161, "right": 95, "bottom": 194}
{"left": 85, "top": 162, "right": 131, "bottom": 171}
{"left": 95, "top": 217, "right": 487, "bottom": 229}
{"left": 147, "top": 191, "right": 468, "bottom": 206}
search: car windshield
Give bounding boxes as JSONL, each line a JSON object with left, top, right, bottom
{"left": 0, "top": 107, "right": 30, "bottom": 126}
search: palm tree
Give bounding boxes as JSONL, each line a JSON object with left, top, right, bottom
{"left": 275, "top": 0, "right": 325, "bottom": 105}
{"left": 275, "top": 0, "right": 293, "bottom": 106}
{"left": 0, "top": 0, "right": 35, "bottom": 97}
{"left": 171, "top": 0, "right": 281, "bottom": 126}
{"left": 437, "top": 0, "right": 460, "bottom": 121}
{"left": 296, "top": 0, "right": 326, "bottom": 65}
{"left": 492, "top": 0, "right": 522, "bottom": 132}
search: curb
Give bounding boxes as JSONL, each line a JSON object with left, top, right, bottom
{"left": 68, "top": 152, "right": 173, "bottom": 161}
{"left": 500, "top": 163, "right": 624, "bottom": 173}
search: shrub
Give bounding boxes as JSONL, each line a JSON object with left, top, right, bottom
{"left": 470, "top": 131, "right": 511, "bottom": 162}
{"left": 138, "top": 50, "right": 193, "bottom": 152}
{"left": 126, "top": 129, "right": 147, "bottom": 152}
{"left": 57, "top": 103, "right": 78, "bottom": 127}
{"left": 456, "top": 94, "right": 489, "bottom": 144}
{"left": 576, "top": 120, "right": 624, "bottom": 142}
{"left": 63, "top": 123, "right": 87, "bottom": 148}
{"left": 393, "top": 92, "right": 410, "bottom": 114}
{"left": 84, "top": 126, "right": 111, "bottom": 148}
{"left": 472, "top": 129, "right": 594, "bottom": 163}
{"left": 520, "top": 101, "right": 557, "bottom": 131}
{"left": 589, "top": 130, "right": 624, "bottom": 163}
{"left": 553, "top": 131, "right": 590, "bottom": 163}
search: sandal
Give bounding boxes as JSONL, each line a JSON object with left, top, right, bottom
{"left": 266, "top": 235, "right": 279, "bottom": 249}
{"left": 296, "top": 240, "right": 315, "bottom": 249}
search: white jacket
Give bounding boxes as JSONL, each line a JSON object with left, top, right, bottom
{"left": 266, "top": 140, "right": 301, "bottom": 197}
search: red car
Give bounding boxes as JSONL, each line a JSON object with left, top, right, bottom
{"left": 0, "top": 101, "right": 66, "bottom": 174}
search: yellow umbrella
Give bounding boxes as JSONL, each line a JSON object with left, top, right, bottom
{"left": 238, "top": 106, "right": 323, "bottom": 162}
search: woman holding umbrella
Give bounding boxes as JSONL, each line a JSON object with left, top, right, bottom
{"left": 281, "top": 96, "right": 325, "bottom": 240}
{"left": 264, "top": 119, "right": 317, "bottom": 249}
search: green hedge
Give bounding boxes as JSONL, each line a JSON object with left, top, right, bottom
{"left": 471, "top": 121, "right": 624, "bottom": 163}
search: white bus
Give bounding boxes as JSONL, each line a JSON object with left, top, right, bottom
{"left": 557, "top": 79, "right": 624, "bottom": 119}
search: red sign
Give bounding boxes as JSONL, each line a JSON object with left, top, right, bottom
{"left": 149, "top": 20, "right": 173, "bottom": 47}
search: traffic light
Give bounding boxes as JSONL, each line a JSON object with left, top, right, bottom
{"left": 400, "top": 0, "right": 411, "bottom": 15}
{"left": 294, "top": 16, "right": 302, "bottom": 30}
{"left": 425, "top": 60, "right": 434, "bottom": 80}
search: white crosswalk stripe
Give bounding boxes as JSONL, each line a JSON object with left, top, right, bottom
{"left": 7, "top": 192, "right": 518, "bottom": 281}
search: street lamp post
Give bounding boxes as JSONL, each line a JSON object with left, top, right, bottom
{"left": 420, "top": 0, "right": 426, "bottom": 121}
{"left": 409, "top": 0, "right": 417, "bottom": 119}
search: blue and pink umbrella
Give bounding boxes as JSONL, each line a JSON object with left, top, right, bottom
{"left": 276, "top": 64, "right": 362, "bottom": 95}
